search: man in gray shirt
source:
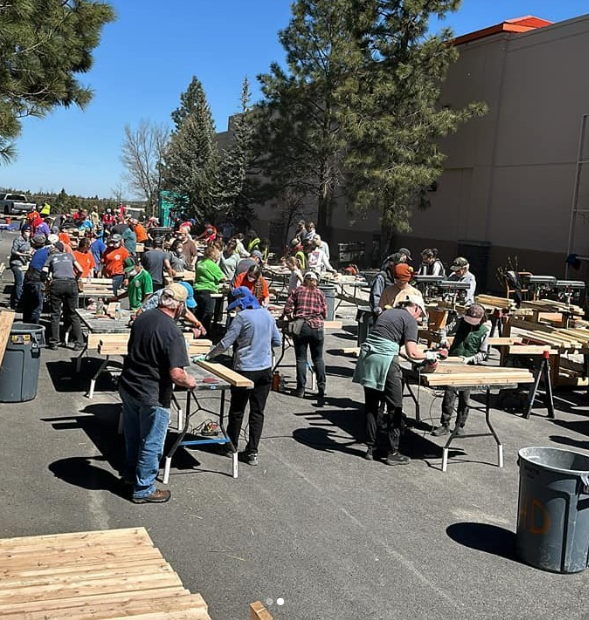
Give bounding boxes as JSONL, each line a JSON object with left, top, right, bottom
{"left": 141, "top": 238, "right": 175, "bottom": 291}
{"left": 44, "top": 242, "right": 84, "bottom": 350}
{"left": 447, "top": 256, "right": 476, "bottom": 305}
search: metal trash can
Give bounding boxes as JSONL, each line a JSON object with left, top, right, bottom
{"left": 0, "top": 323, "right": 45, "bottom": 403}
{"left": 516, "top": 446, "right": 589, "bottom": 573}
{"left": 356, "top": 306, "right": 374, "bottom": 346}
{"left": 319, "top": 285, "right": 336, "bottom": 321}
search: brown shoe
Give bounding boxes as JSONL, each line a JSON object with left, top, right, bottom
{"left": 132, "top": 488, "right": 171, "bottom": 504}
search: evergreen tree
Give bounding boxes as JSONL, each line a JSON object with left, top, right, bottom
{"left": 217, "top": 78, "right": 260, "bottom": 227}
{"left": 256, "top": 0, "right": 355, "bottom": 238}
{"left": 339, "top": 0, "right": 486, "bottom": 243}
{"left": 162, "top": 77, "right": 220, "bottom": 221}
{"left": 0, "top": 0, "right": 115, "bottom": 163}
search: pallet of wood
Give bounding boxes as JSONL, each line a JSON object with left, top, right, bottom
{"left": 519, "top": 299, "right": 585, "bottom": 317}
{"left": 0, "top": 526, "right": 214, "bottom": 619}
{"left": 475, "top": 294, "right": 515, "bottom": 311}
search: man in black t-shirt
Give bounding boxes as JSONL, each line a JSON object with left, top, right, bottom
{"left": 119, "top": 284, "right": 197, "bottom": 503}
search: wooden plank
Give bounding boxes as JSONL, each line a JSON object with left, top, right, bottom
{"left": 196, "top": 361, "right": 254, "bottom": 388}
{"left": 488, "top": 337, "right": 522, "bottom": 346}
{"left": 424, "top": 374, "right": 534, "bottom": 386}
{"left": 251, "top": 600, "right": 274, "bottom": 620}
{"left": 0, "top": 312, "right": 15, "bottom": 369}
{"left": 508, "top": 345, "right": 557, "bottom": 355}
{"left": 324, "top": 320, "right": 342, "bottom": 329}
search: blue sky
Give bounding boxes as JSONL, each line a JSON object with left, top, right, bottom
{"left": 2, "top": 0, "right": 589, "bottom": 199}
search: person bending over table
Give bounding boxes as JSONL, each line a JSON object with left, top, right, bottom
{"left": 203, "top": 287, "right": 282, "bottom": 466}
{"left": 233, "top": 264, "right": 270, "bottom": 307}
{"left": 353, "top": 295, "right": 435, "bottom": 465}
{"left": 431, "top": 303, "right": 491, "bottom": 437}
{"left": 119, "top": 284, "right": 197, "bottom": 504}
{"left": 283, "top": 271, "right": 327, "bottom": 403}
{"left": 109, "top": 258, "right": 153, "bottom": 311}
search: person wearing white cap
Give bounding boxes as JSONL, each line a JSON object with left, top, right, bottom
{"left": 119, "top": 283, "right": 197, "bottom": 504}
{"left": 283, "top": 271, "right": 328, "bottom": 403}
{"left": 448, "top": 256, "right": 476, "bottom": 305}
{"left": 353, "top": 294, "right": 436, "bottom": 465}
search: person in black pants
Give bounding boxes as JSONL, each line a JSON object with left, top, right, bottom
{"left": 22, "top": 235, "right": 52, "bottom": 324}
{"left": 352, "top": 296, "right": 435, "bottom": 465}
{"left": 45, "top": 242, "right": 84, "bottom": 350}
{"left": 283, "top": 271, "right": 327, "bottom": 402}
{"left": 204, "top": 287, "right": 282, "bottom": 466}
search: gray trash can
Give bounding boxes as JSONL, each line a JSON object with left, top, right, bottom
{"left": 0, "top": 323, "right": 45, "bottom": 403}
{"left": 516, "top": 446, "right": 589, "bottom": 573}
{"left": 319, "top": 285, "right": 336, "bottom": 321}
{"left": 356, "top": 306, "right": 374, "bottom": 346}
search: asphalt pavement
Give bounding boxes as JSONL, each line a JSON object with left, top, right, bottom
{"left": 0, "top": 228, "right": 588, "bottom": 620}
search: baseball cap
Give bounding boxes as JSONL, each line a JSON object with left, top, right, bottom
{"left": 227, "top": 286, "right": 261, "bottom": 311}
{"left": 397, "top": 293, "right": 427, "bottom": 316}
{"left": 450, "top": 257, "right": 469, "bottom": 271}
{"left": 178, "top": 282, "right": 197, "bottom": 309}
{"left": 47, "top": 233, "right": 59, "bottom": 244}
{"left": 398, "top": 247, "right": 412, "bottom": 259}
{"left": 393, "top": 263, "right": 413, "bottom": 283}
{"left": 123, "top": 257, "right": 137, "bottom": 274}
{"left": 111, "top": 234, "right": 122, "bottom": 243}
{"left": 251, "top": 249, "right": 263, "bottom": 259}
{"left": 32, "top": 234, "right": 46, "bottom": 248}
{"left": 54, "top": 241, "right": 65, "bottom": 252}
{"left": 303, "top": 271, "right": 318, "bottom": 280}
{"left": 163, "top": 283, "right": 188, "bottom": 304}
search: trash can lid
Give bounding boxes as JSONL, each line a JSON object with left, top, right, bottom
{"left": 519, "top": 446, "right": 589, "bottom": 475}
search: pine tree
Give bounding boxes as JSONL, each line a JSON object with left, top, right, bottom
{"left": 161, "top": 77, "right": 220, "bottom": 221}
{"left": 217, "top": 78, "right": 258, "bottom": 227}
{"left": 256, "top": 0, "right": 356, "bottom": 239}
{"left": 0, "top": 0, "right": 115, "bottom": 163}
{"left": 339, "top": 0, "right": 487, "bottom": 243}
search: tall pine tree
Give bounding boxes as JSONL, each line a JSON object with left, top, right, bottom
{"left": 256, "top": 0, "right": 355, "bottom": 239}
{"left": 217, "top": 78, "right": 258, "bottom": 228}
{"left": 339, "top": 0, "right": 486, "bottom": 245}
{"left": 161, "top": 77, "right": 220, "bottom": 221}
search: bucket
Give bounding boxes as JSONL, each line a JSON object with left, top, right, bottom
{"left": 319, "top": 285, "right": 336, "bottom": 321}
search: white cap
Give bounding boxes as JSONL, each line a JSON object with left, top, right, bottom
{"left": 48, "top": 233, "right": 59, "bottom": 244}
{"left": 396, "top": 293, "right": 427, "bottom": 316}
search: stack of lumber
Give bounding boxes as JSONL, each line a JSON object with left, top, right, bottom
{"left": 78, "top": 278, "right": 114, "bottom": 297}
{"left": 95, "top": 333, "right": 212, "bottom": 356}
{"left": 519, "top": 299, "right": 585, "bottom": 317}
{"left": 0, "top": 527, "right": 213, "bottom": 619}
{"left": 506, "top": 317, "right": 589, "bottom": 352}
{"left": 419, "top": 360, "right": 534, "bottom": 387}
{"left": 475, "top": 294, "right": 515, "bottom": 311}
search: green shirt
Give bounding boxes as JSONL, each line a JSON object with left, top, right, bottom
{"left": 128, "top": 269, "right": 153, "bottom": 310}
{"left": 193, "top": 258, "right": 224, "bottom": 292}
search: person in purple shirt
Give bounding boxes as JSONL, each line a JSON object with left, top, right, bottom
{"left": 34, "top": 218, "right": 51, "bottom": 238}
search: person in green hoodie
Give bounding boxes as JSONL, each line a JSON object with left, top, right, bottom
{"left": 193, "top": 245, "right": 225, "bottom": 333}
{"left": 431, "top": 304, "right": 491, "bottom": 437}
{"left": 353, "top": 295, "right": 435, "bottom": 465}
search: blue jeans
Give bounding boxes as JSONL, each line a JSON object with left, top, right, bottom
{"left": 112, "top": 274, "right": 125, "bottom": 296}
{"left": 119, "top": 386, "right": 170, "bottom": 499}
{"left": 10, "top": 264, "right": 24, "bottom": 309}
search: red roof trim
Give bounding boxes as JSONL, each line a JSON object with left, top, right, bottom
{"left": 453, "top": 16, "right": 553, "bottom": 46}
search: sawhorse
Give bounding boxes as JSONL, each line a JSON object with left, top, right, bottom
{"left": 524, "top": 350, "right": 555, "bottom": 419}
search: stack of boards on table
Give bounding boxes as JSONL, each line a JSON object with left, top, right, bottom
{"left": 95, "top": 333, "right": 211, "bottom": 356}
{"left": 416, "top": 359, "right": 534, "bottom": 387}
{"left": 0, "top": 527, "right": 214, "bottom": 619}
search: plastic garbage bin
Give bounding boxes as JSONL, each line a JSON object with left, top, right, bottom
{"left": 356, "top": 306, "right": 374, "bottom": 346}
{"left": 319, "top": 285, "right": 336, "bottom": 321}
{"left": 0, "top": 323, "right": 45, "bottom": 403}
{"left": 516, "top": 446, "right": 589, "bottom": 573}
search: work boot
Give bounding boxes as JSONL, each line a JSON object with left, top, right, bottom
{"left": 431, "top": 425, "right": 450, "bottom": 437}
{"left": 385, "top": 451, "right": 411, "bottom": 466}
{"left": 239, "top": 451, "right": 258, "bottom": 466}
{"left": 454, "top": 427, "right": 465, "bottom": 436}
{"left": 364, "top": 447, "right": 374, "bottom": 461}
{"left": 293, "top": 388, "right": 305, "bottom": 398}
{"left": 132, "top": 488, "right": 171, "bottom": 504}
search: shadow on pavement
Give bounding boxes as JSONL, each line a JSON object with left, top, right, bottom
{"left": 48, "top": 455, "right": 127, "bottom": 498}
{"left": 446, "top": 522, "right": 517, "bottom": 562}
{"left": 549, "top": 434, "right": 589, "bottom": 450}
{"left": 45, "top": 359, "right": 120, "bottom": 394}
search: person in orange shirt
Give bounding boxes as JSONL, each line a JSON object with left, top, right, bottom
{"left": 102, "top": 234, "right": 130, "bottom": 295}
{"left": 133, "top": 219, "right": 148, "bottom": 243}
{"left": 233, "top": 265, "right": 270, "bottom": 306}
{"left": 73, "top": 238, "right": 96, "bottom": 279}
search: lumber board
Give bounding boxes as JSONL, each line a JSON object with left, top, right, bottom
{"left": 196, "top": 361, "right": 254, "bottom": 388}
{"left": 508, "top": 345, "right": 557, "bottom": 355}
{"left": 324, "top": 320, "right": 343, "bottom": 329}
{"left": 423, "top": 373, "right": 533, "bottom": 386}
{"left": 488, "top": 337, "right": 522, "bottom": 346}
{"left": 0, "top": 311, "right": 15, "bottom": 369}
{"left": 251, "top": 600, "right": 274, "bottom": 620}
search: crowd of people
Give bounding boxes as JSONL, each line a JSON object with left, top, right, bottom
{"left": 8, "top": 206, "right": 489, "bottom": 502}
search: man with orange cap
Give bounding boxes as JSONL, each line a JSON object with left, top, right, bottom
{"left": 378, "top": 264, "right": 421, "bottom": 311}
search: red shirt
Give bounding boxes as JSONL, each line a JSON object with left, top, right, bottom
{"left": 102, "top": 246, "right": 130, "bottom": 277}
{"left": 284, "top": 285, "right": 327, "bottom": 329}
{"left": 73, "top": 250, "right": 95, "bottom": 278}
{"left": 234, "top": 271, "right": 269, "bottom": 303}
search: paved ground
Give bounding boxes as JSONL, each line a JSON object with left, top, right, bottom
{"left": 1, "top": 228, "right": 589, "bottom": 619}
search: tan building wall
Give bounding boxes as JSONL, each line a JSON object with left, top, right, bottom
{"left": 236, "top": 14, "right": 589, "bottom": 291}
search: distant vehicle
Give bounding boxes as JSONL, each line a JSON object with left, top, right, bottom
{"left": 0, "top": 193, "right": 37, "bottom": 215}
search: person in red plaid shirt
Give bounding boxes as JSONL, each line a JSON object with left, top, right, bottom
{"left": 283, "top": 271, "right": 327, "bottom": 403}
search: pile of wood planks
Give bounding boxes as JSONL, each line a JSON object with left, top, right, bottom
{"left": 519, "top": 299, "right": 585, "bottom": 317}
{"left": 0, "top": 527, "right": 214, "bottom": 619}
{"left": 475, "top": 294, "right": 515, "bottom": 311}
{"left": 506, "top": 317, "right": 589, "bottom": 352}
{"left": 95, "top": 333, "right": 212, "bottom": 356}
{"left": 420, "top": 360, "right": 534, "bottom": 387}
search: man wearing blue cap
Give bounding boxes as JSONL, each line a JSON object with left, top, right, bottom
{"left": 204, "top": 286, "right": 282, "bottom": 466}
